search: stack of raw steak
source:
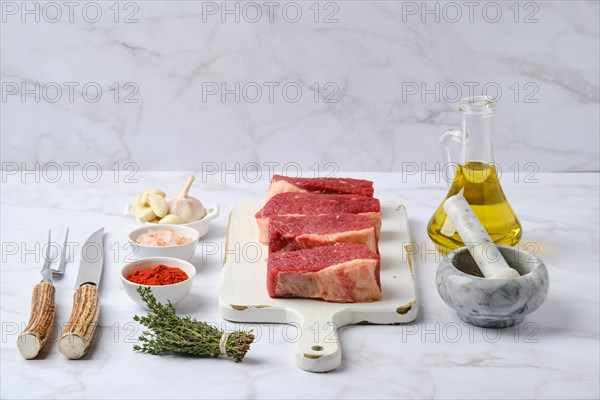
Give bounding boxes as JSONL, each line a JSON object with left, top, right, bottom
{"left": 255, "top": 175, "right": 382, "bottom": 303}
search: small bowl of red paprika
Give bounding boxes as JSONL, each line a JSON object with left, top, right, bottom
{"left": 120, "top": 257, "right": 196, "bottom": 309}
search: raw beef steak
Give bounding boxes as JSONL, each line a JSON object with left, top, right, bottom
{"left": 268, "top": 214, "right": 378, "bottom": 253}
{"left": 267, "top": 243, "right": 381, "bottom": 302}
{"left": 265, "top": 175, "right": 374, "bottom": 200}
{"left": 255, "top": 193, "right": 381, "bottom": 243}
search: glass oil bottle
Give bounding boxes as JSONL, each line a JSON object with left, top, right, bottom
{"left": 427, "top": 96, "right": 522, "bottom": 255}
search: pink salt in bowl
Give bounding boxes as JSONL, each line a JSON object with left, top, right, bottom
{"left": 128, "top": 224, "right": 199, "bottom": 262}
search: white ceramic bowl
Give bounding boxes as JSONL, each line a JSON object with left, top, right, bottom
{"left": 121, "top": 257, "right": 196, "bottom": 309}
{"left": 125, "top": 205, "right": 219, "bottom": 237}
{"left": 128, "top": 224, "right": 199, "bottom": 262}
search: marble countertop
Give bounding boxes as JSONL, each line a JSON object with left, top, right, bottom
{"left": 1, "top": 172, "right": 598, "bottom": 399}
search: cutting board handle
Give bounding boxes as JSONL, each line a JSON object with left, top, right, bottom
{"left": 296, "top": 315, "right": 341, "bottom": 372}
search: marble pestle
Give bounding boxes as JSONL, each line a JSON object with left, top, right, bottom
{"left": 443, "top": 194, "right": 520, "bottom": 279}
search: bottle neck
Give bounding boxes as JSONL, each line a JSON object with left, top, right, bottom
{"left": 460, "top": 113, "right": 495, "bottom": 165}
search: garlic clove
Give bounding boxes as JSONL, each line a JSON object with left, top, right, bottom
{"left": 141, "top": 189, "right": 166, "bottom": 205}
{"left": 147, "top": 194, "right": 169, "bottom": 218}
{"left": 136, "top": 207, "right": 157, "bottom": 222}
{"left": 135, "top": 194, "right": 143, "bottom": 210}
{"left": 159, "top": 214, "right": 187, "bottom": 224}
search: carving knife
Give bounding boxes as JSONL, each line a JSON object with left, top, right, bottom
{"left": 59, "top": 228, "right": 104, "bottom": 359}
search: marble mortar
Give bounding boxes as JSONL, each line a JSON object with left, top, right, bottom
{"left": 436, "top": 245, "right": 549, "bottom": 328}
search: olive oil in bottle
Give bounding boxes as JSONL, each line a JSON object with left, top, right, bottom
{"left": 427, "top": 96, "right": 522, "bottom": 255}
{"left": 427, "top": 161, "right": 522, "bottom": 255}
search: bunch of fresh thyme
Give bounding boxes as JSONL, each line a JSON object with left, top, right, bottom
{"left": 132, "top": 287, "right": 254, "bottom": 362}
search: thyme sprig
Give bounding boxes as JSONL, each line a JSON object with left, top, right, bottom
{"left": 132, "top": 287, "right": 254, "bottom": 362}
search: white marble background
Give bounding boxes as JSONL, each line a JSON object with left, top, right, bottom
{"left": 1, "top": 1, "right": 598, "bottom": 172}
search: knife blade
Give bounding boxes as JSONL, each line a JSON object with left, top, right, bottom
{"left": 59, "top": 228, "right": 104, "bottom": 359}
{"left": 74, "top": 227, "right": 104, "bottom": 288}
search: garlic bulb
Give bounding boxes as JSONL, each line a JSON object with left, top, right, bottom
{"left": 167, "top": 176, "right": 206, "bottom": 223}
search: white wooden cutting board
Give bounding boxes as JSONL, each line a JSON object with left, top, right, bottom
{"left": 219, "top": 200, "right": 418, "bottom": 372}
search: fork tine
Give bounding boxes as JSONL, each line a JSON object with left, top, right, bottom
{"left": 41, "top": 230, "right": 52, "bottom": 272}
{"left": 54, "top": 228, "right": 69, "bottom": 274}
